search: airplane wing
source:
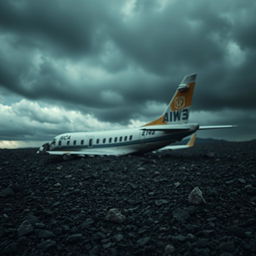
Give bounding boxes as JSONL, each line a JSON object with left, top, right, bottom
{"left": 199, "top": 125, "right": 236, "bottom": 130}
{"left": 47, "top": 148, "right": 132, "bottom": 156}
{"left": 158, "top": 134, "right": 196, "bottom": 151}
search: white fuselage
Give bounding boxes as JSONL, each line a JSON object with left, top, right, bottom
{"left": 47, "top": 125, "right": 196, "bottom": 156}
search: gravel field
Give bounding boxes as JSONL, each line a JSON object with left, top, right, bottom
{"left": 0, "top": 140, "right": 256, "bottom": 256}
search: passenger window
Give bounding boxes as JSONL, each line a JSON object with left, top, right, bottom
{"left": 81, "top": 140, "right": 84, "bottom": 145}
{"left": 114, "top": 137, "right": 118, "bottom": 142}
{"left": 119, "top": 136, "right": 122, "bottom": 142}
{"left": 129, "top": 135, "right": 133, "bottom": 140}
{"left": 109, "top": 138, "right": 112, "bottom": 143}
{"left": 58, "top": 140, "right": 62, "bottom": 146}
{"left": 124, "top": 136, "right": 127, "bottom": 141}
{"left": 96, "top": 139, "right": 100, "bottom": 144}
{"left": 67, "top": 141, "right": 70, "bottom": 145}
{"left": 103, "top": 138, "right": 106, "bottom": 144}
{"left": 73, "top": 140, "right": 76, "bottom": 145}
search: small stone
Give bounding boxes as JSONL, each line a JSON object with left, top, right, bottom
{"left": 238, "top": 178, "right": 246, "bottom": 184}
{"left": 174, "top": 182, "right": 181, "bottom": 188}
{"left": 247, "top": 239, "right": 256, "bottom": 252}
{"left": 81, "top": 218, "right": 94, "bottom": 228}
{"left": 54, "top": 182, "right": 61, "bottom": 187}
{"left": 25, "top": 214, "right": 40, "bottom": 225}
{"left": 194, "top": 248, "right": 210, "bottom": 256}
{"left": 127, "top": 182, "right": 137, "bottom": 189}
{"left": 155, "top": 199, "right": 169, "bottom": 206}
{"left": 172, "top": 208, "right": 190, "bottom": 223}
{"left": 17, "top": 220, "right": 34, "bottom": 236}
{"left": 205, "top": 152, "right": 215, "bottom": 158}
{"left": 56, "top": 166, "right": 63, "bottom": 170}
{"left": 218, "top": 241, "right": 235, "bottom": 252}
{"left": 164, "top": 244, "right": 175, "bottom": 254}
{"left": 220, "top": 253, "right": 233, "bottom": 256}
{"left": 172, "top": 234, "right": 186, "bottom": 242}
{"left": 244, "top": 185, "right": 256, "bottom": 195}
{"left": 225, "top": 180, "right": 234, "bottom": 185}
{"left": 52, "top": 201, "right": 61, "bottom": 207}
{"left": 36, "top": 229, "right": 55, "bottom": 238}
{"left": 35, "top": 222, "right": 46, "bottom": 229}
{"left": 38, "top": 239, "right": 56, "bottom": 251}
{"left": 188, "top": 187, "right": 206, "bottom": 205}
{"left": 65, "top": 175, "right": 72, "bottom": 178}
{"left": 105, "top": 208, "right": 126, "bottom": 224}
{"left": 187, "top": 233, "right": 196, "bottom": 240}
{"left": 67, "top": 233, "right": 83, "bottom": 243}
{"left": 137, "top": 237, "right": 150, "bottom": 246}
{"left": 2, "top": 241, "right": 18, "bottom": 255}
{"left": 196, "top": 238, "right": 209, "bottom": 248}
{"left": 114, "top": 234, "right": 124, "bottom": 242}
{"left": 245, "top": 231, "right": 253, "bottom": 238}
{"left": 0, "top": 187, "right": 15, "bottom": 197}
{"left": 102, "top": 242, "right": 112, "bottom": 249}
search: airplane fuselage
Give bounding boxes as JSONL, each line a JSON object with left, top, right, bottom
{"left": 45, "top": 124, "right": 198, "bottom": 156}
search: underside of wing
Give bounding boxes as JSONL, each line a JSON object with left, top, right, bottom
{"left": 158, "top": 134, "right": 196, "bottom": 151}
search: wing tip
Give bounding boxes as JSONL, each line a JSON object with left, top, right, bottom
{"left": 187, "top": 134, "right": 196, "bottom": 147}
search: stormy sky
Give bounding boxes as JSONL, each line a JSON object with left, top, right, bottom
{"left": 0, "top": 0, "right": 255, "bottom": 148}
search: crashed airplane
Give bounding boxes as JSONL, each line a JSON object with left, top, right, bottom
{"left": 37, "top": 74, "right": 234, "bottom": 156}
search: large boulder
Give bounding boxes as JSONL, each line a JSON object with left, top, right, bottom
{"left": 105, "top": 208, "right": 126, "bottom": 224}
{"left": 188, "top": 187, "right": 206, "bottom": 205}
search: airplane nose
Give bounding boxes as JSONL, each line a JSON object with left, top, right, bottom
{"left": 36, "top": 146, "right": 43, "bottom": 154}
{"left": 37, "top": 143, "right": 50, "bottom": 154}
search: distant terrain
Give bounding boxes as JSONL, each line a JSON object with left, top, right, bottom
{"left": 0, "top": 140, "right": 256, "bottom": 255}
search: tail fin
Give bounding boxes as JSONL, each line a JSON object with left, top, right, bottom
{"left": 143, "top": 73, "right": 197, "bottom": 126}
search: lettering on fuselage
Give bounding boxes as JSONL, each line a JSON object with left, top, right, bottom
{"left": 164, "top": 109, "right": 189, "bottom": 122}
{"left": 142, "top": 130, "right": 155, "bottom": 136}
{"left": 60, "top": 135, "right": 71, "bottom": 140}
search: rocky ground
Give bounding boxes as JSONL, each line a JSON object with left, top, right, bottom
{"left": 0, "top": 140, "right": 256, "bottom": 256}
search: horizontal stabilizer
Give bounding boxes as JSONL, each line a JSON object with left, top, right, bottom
{"left": 199, "top": 125, "right": 236, "bottom": 130}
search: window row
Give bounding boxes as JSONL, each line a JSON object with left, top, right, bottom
{"left": 57, "top": 135, "right": 133, "bottom": 146}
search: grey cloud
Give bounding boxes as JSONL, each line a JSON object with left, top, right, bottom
{"left": 0, "top": 0, "right": 255, "bottom": 141}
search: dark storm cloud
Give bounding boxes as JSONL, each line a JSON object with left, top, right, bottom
{"left": 0, "top": 0, "right": 105, "bottom": 55}
{"left": 0, "top": 0, "right": 256, "bottom": 142}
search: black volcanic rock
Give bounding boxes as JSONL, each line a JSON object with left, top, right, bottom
{"left": 0, "top": 141, "right": 256, "bottom": 255}
{"left": 17, "top": 220, "right": 34, "bottom": 237}
{"left": 0, "top": 187, "right": 15, "bottom": 197}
